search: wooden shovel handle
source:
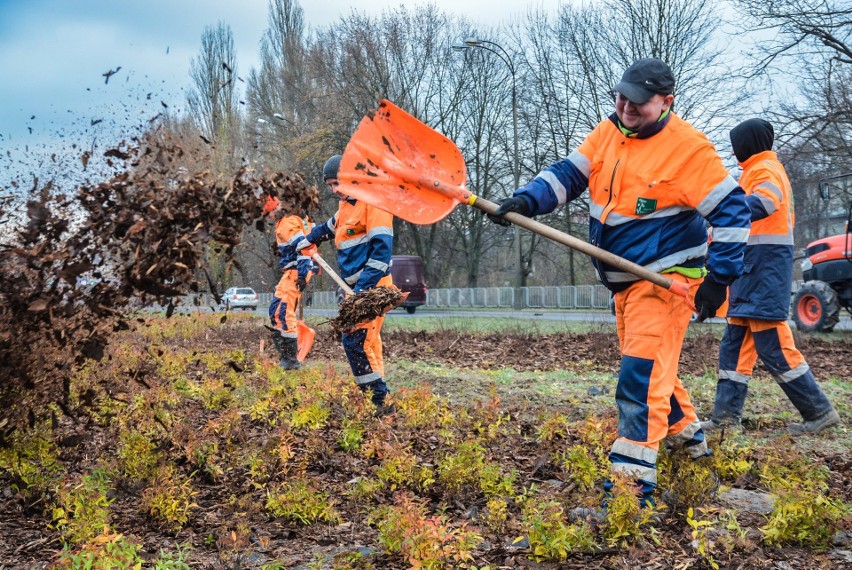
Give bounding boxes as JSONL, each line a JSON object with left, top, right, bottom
{"left": 472, "top": 196, "right": 696, "bottom": 303}
{"left": 312, "top": 253, "right": 354, "bottom": 295}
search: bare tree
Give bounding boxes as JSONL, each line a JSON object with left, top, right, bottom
{"left": 729, "top": 0, "right": 852, "bottom": 240}
{"left": 730, "top": 0, "right": 852, "bottom": 72}
{"left": 246, "top": 0, "right": 318, "bottom": 171}
{"left": 187, "top": 22, "right": 241, "bottom": 171}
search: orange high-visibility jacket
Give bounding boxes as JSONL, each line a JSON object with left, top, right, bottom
{"left": 516, "top": 112, "right": 751, "bottom": 291}
{"left": 276, "top": 215, "right": 316, "bottom": 278}
{"left": 300, "top": 199, "right": 393, "bottom": 292}
{"left": 727, "top": 150, "right": 795, "bottom": 320}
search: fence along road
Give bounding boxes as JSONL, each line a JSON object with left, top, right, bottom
{"left": 186, "top": 283, "right": 850, "bottom": 329}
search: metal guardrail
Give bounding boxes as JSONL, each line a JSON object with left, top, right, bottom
{"left": 184, "top": 281, "right": 808, "bottom": 312}
{"left": 426, "top": 285, "right": 611, "bottom": 309}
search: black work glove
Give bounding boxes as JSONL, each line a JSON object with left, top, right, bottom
{"left": 487, "top": 196, "right": 533, "bottom": 227}
{"left": 296, "top": 276, "right": 307, "bottom": 292}
{"left": 694, "top": 277, "right": 728, "bottom": 322}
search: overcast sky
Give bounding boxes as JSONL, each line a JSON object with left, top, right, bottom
{"left": 0, "top": 0, "right": 560, "bottom": 182}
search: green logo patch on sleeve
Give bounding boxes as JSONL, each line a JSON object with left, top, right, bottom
{"left": 635, "top": 197, "right": 658, "bottom": 215}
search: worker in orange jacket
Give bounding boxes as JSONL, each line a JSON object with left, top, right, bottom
{"left": 264, "top": 190, "right": 318, "bottom": 370}
{"left": 489, "top": 58, "right": 751, "bottom": 510}
{"left": 701, "top": 118, "right": 840, "bottom": 434}
{"left": 296, "top": 155, "right": 395, "bottom": 410}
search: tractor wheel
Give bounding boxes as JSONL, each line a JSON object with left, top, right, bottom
{"left": 792, "top": 281, "right": 841, "bottom": 332}
{"left": 405, "top": 306, "right": 417, "bottom": 314}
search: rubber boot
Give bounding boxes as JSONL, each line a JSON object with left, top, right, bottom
{"left": 271, "top": 332, "right": 299, "bottom": 370}
{"left": 361, "top": 379, "right": 394, "bottom": 416}
{"left": 280, "top": 337, "right": 300, "bottom": 370}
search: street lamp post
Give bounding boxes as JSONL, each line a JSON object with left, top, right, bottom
{"left": 452, "top": 38, "right": 524, "bottom": 306}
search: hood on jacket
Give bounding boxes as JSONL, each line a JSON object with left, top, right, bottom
{"left": 730, "top": 118, "right": 774, "bottom": 163}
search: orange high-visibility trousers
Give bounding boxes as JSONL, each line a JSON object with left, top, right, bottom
{"left": 607, "top": 273, "right": 708, "bottom": 503}
{"left": 341, "top": 275, "right": 393, "bottom": 384}
{"left": 269, "top": 270, "right": 311, "bottom": 339}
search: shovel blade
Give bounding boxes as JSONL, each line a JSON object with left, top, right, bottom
{"left": 340, "top": 100, "right": 469, "bottom": 225}
{"left": 296, "top": 320, "right": 315, "bottom": 362}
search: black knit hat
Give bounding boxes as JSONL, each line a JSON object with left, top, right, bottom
{"left": 730, "top": 119, "right": 774, "bottom": 163}
{"left": 322, "top": 154, "right": 342, "bottom": 181}
{"left": 613, "top": 58, "right": 675, "bottom": 104}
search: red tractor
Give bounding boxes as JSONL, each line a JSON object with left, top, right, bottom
{"left": 791, "top": 174, "right": 852, "bottom": 332}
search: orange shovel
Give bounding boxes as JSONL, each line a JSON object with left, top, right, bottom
{"left": 339, "top": 99, "right": 697, "bottom": 307}
{"left": 296, "top": 296, "right": 315, "bottom": 362}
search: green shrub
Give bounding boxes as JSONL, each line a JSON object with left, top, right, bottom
{"left": 0, "top": 423, "right": 63, "bottom": 499}
{"left": 51, "top": 469, "right": 114, "bottom": 545}
{"left": 265, "top": 480, "right": 341, "bottom": 524}
{"left": 521, "top": 500, "right": 596, "bottom": 561}
{"left": 141, "top": 466, "right": 198, "bottom": 530}
{"left": 54, "top": 531, "right": 144, "bottom": 569}
{"left": 116, "top": 431, "right": 159, "bottom": 480}
{"left": 761, "top": 488, "right": 849, "bottom": 547}
{"left": 372, "top": 493, "right": 481, "bottom": 569}
{"left": 560, "top": 445, "right": 606, "bottom": 492}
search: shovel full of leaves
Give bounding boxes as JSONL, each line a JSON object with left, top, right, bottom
{"left": 310, "top": 253, "right": 407, "bottom": 333}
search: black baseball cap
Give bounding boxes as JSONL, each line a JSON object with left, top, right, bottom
{"left": 613, "top": 58, "right": 675, "bottom": 104}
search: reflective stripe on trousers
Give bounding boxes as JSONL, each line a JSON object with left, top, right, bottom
{"left": 712, "top": 317, "right": 833, "bottom": 422}
{"left": 606, "top": 273, "right": 708, "bottom": 501}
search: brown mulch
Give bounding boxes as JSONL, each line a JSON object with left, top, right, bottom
{"left": 1, "top": 318, "right": 849, "bottom": 569}
{"left": 310, "top": 327, "right": 852, "bottom": 382}
{"left": 0, "top": 139, "right": 316, "bottom": 432}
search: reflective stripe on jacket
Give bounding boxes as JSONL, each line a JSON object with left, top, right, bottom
{"left": 276, "top": 215, "right": 316, "bottom": 279}
{"left": 727, "top": 151, "right": 794, "bottom": 320}
{"left": 303, "top": 199, "right": 393, "bottom": 291}
{"left": 516, "top": 113, "right": 750, "bottom": 292}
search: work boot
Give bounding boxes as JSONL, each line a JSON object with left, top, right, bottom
{"left": 279, "top": 337, "right": 300, "bottom": 370}
{"left": 374, "top": 403, "right": 396, "bottom": 418}
{"left": 360, "top": 378, "right": 389, "bottom": 407}
{"left": 360, "top": 379, "right": 393, "bottom": 416}
{"left": 271, "top": 332, "right": 300, "bottom": 370}
{"left": 270, "top": 332, "right": 286, "bottom": 357}
{"left": 788, "top": 408, "right": 840, "bottom": 434}
{"left": 700, "top": 418, "right": 742, "bottom": 434}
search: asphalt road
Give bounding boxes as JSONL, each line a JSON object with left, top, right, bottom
{"left": 294, "top": 307, "right": 852, "bottom": 331}
{"left": 170, "top": 303, "right": 850, "bottom": 331}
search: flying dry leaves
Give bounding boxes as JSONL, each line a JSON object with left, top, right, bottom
{"left": 0, "top": 138, "right": 314, "bottom": 431}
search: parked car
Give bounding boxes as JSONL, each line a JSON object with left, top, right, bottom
{"left": 221, "top": 287, "right": 258, "bottom": 311}
{"left": 391, "top": 255, "right": 427, "bottom": 314}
